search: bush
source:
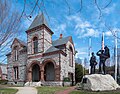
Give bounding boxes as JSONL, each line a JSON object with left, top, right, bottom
{"left": 63, "top": 77, "right": 70, "bottom": 82}
{"left": 75, "top": 63, "right": 85, "bottom": 83}
{"left": 0, "top": 80, "right": 8, "bottom": 84}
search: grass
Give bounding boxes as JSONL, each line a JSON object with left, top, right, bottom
{"left": 70, "top": 90, "right": 120, "bottom": 94}
{"left": 36, "top": 86, "right": 68, "bottom": 94}
{"left": 0, "top": 88, "right": 18, "bottom": 94}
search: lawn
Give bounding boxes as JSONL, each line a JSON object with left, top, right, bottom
{"left": 36, "top": 86, "right": 68, "bottom": 94}
{"left": 70, "top": 90, "right": 120, "bottom": 94}
{"left": 0, "top": 88, "right": 18, "bottom": 94}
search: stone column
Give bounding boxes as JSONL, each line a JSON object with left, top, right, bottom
{"left": 55, "top": 66, "right": 60, "bottom": 81}
{"left": 40, "top": 70, "right": 44, "bottom": 81}
{"left": 28, "top": 71, "right": 32, "bottom": 81}
{"left": 40, "top": 65, "right": 44, "bottom": 81}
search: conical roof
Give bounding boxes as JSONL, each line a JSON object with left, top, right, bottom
{"left": 28, "top": 13, "right": 49, "bottom": 30}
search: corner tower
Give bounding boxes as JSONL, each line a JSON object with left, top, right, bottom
{"left": 26, "top": 13, "right": 53, "bottom": 56}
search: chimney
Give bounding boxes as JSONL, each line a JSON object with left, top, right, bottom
{"left": 59, "top": 34, "right": 63, "bottom": 39}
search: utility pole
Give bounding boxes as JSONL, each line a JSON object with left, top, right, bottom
{"left": 115, "top": 32, "right": 118, "bottom": 82}
{"left": 88, "top": 37, "right": 92, "bottom": 74}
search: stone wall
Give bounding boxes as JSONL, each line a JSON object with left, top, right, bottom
{"left": 43, "top": 29, "right": 52, "bottom": 52}
{"left": 27, "top": 28, "right": 52, "bottom": 55}
{"left": 27, "top": 29, "right": 44, "bottom": 55}
{"left": 7, "top": 51, "right": 27, "bottom": 83}
{"left": 7, "top": 40, "right": 27, "bottom": 85}
{"left": 60, "top": 41, "right": 75, "bottom": 82}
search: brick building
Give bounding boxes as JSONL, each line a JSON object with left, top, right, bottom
{"left": 6, "top": 13, "right": 75, "bottom": 86}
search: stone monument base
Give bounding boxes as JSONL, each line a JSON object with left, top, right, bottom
{"left": 81, "top": 74, "right": 120, "bottom": 91}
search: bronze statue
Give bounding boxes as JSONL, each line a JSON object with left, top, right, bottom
{"left": 90, "top": 52, "right": 97, "bottom": 74}
{"left": 96, "top": 46, "right": 110, "bottom": 74}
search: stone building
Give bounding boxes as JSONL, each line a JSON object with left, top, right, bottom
{"left": 6, "top": 13, "right": 75, "bottom": 86}
{"left": 0, "top": 63, "right": 7, "bottom": 80}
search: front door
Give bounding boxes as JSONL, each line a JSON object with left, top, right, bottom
{"left": 44, "top": 62, "right": 55, "bottom": 81}
{"left": 32, "top": 64, "right": 40, "bottom": 82}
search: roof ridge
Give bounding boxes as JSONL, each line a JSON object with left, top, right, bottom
{"left": 52, "top": 36, "right": 71, "bottom": 42}
{"left": 45, "top": 46, "right": 59, "bottom": 53}
{"left": 52, "top": 36, "right": 71, "bottom": 46}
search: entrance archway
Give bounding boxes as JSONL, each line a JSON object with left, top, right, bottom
{"left": 44, "top": 62, "right": 55, "bottom": 81}
{"left": 32, "top": 64, "right": 40, "bottom": 82}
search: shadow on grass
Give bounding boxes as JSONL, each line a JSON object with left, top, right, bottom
{"left": 0, "top": 88, "right": 18, "bottom": 94}
{"left": 36, "top": 86, "right": 68, "bottom": 94}
{"left": 70, "top": 89, "right": 120, "bottom": 94}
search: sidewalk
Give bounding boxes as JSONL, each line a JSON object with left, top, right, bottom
{"left": 10, "top": 87, "right": 37, "bottom": 94}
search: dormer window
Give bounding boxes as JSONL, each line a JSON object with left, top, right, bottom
{"left": 33, "top": 37, "right": 38, "bottom": 54}
{"left": 14, "top": 46, "right": 18, "bottom": 61}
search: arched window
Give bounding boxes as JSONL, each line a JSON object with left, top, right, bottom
{"left": 69, "top": 46, "right": 73, "bottom": 67}
{"left": 33, "top": 37, "right": 38, "bottom": 54}
{"left": 14, "top": 46, "right": 18, "bottom": 61}
{"left": 13, "top": 66, "right": 18, "bottom": 79}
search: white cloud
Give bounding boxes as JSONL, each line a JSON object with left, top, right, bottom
{"left": 75, "top": 21, "right": 91, "bottom": 29}
{"left": 75, "top": 47, "right": 88, "bottom": 59}
{"left": 48, "top": 17, "right": 67, "bottom": 37}
{"left": 103, "top": 3, "right": 116, "bottom": 14}
{"left": 82, "top": 28, "right": 100, "bottom": 38}
{"left": 78, "top": 52, "right": 88, "bottom": 55}
{"left": 66, "top": 15, "right": 81, "bottom": 22}
{"left": 66, "top": 14, "right": 100, "bottom": 38}
{"left": 53, "top": 23, "right": 67, "bottom": 37}
{"left": 105, "top": 31, "right": 112, "bottom": 36}
{"left": 104, "top": 28, "right": 120, "bottom": 37}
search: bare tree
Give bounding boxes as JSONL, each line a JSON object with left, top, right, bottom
{"left": 0, "top": 0, "right": 21, "bottom": 63}
{"left": 0, "top": 0, "right": 116, "bottom": 63}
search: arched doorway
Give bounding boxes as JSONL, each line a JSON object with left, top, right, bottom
{"left": 32, "top": 64, "right": 40, "bottom": 82}
{"left": 44, "top": 62, "right": 55, "bottom": 81}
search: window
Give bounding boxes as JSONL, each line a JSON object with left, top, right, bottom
{"left": 69, "top": 46, "right": 73, "bottom": 67}
{"left": 33, "top": 37, "right": 38, "bottom": 54}
{"left": 13, "top": 67, "right": 18, "bottom": 79}
{"left": 14, "top": 46, "right": 18, "bottom": 61}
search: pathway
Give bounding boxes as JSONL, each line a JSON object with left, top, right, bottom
{"left": 10, "top": 87, "right": 37, "bottom": 94}
{"left": 56, "top": 86, "right": 76, "bottom": 94}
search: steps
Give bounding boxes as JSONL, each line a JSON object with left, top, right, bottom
{"left": 24, "top": 81, "right": 41, "bottom": 87}
{"left": 24, "top": 81, "right": 62, "bottom": 86}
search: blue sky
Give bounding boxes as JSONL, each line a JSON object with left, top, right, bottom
{"left": 3, "top": 0, "right": 120, "bottom": 64}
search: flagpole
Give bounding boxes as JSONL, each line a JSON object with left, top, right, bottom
{"left": 102, "top": 32, "right": 104, "bottom": 50}
{"left": 89, "top": 37, "right": 92, "bottom": 74}
{"left": 115, "top": 32, "right": 118, "bottom": 82}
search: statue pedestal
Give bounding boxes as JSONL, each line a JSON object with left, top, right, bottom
{"left": 82, "top": 74, "right": 120, "bottom": 91}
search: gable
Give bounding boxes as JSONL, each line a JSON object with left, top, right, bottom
{"left": 11, "top": 38, "right": 27, "bottom": 48}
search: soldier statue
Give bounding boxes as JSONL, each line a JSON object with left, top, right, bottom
{"left": 96, "top": 46, "right": 110, "bottom": 74}
{"left": 90, "top": 52, "right": 97, "bottom": 74}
